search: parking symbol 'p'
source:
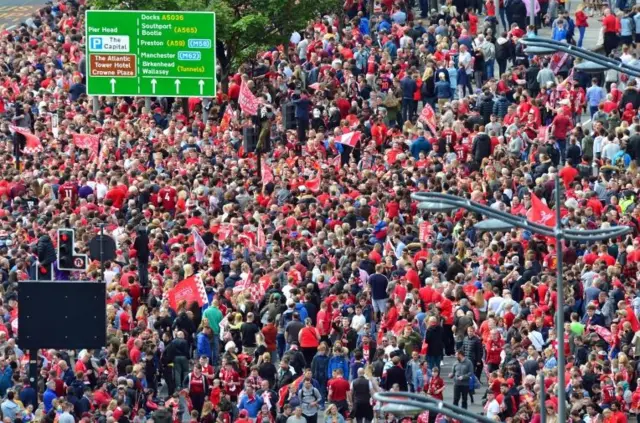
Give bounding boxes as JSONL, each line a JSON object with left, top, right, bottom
{"left": 90, "top": 37, "right": 103, "bottom": 50}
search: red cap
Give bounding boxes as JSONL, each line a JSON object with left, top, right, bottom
{"left": 186, "top": 247, "right": 195, "bottom": 254}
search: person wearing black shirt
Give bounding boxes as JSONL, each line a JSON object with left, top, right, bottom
{"left": 165, "top": 331, "right": 190, "bottom": 390}
{"left": 240, "top": 312, "right": 260, "bottom": 356}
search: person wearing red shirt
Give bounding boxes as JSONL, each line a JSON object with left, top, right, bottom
{"left": 575, "top": 7, "right": 589, "bottom": 47}
{"left": 327, "top": 368, "right": 350, "bottom": 414}
{"left": 558, "top": 162, "right": 578, "bottom": 188}
{"left": 158, "top": 182, "right": 178, "bottom": 213}
{"left": 58, "top": 180, "right": 79, "bottom": 207}
{"left": 369, "top": 245, "right": 383, "bottom": 264}
{"left": 427, "top": 367, "right": 445, "bottom": 400}
{"left": 602, "top": 9, "right": 620, "bottom": 56}
{"left": 550, "top": 109, "right": 572, "bottom": 163}
{"left": 381, "top": 300, "right": 399, "bottom": 332}
{"left": 485, "top": 331, "right": 505, "bottom": 373}
{"left": 105, "top": 180, "right": 126, "bottom": 209}
{"left": 93, "top": 383, "right": 113, "bottom": 408}
{"left": 586, "top": 192, "right": 604, "bottom": 216}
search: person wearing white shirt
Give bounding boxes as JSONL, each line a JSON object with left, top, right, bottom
{"left": 487, "top": 293, "right": 504, "bottom": 314}
{"left": 351, "top": 307, "right": 367, "bottom": 335}
{"left": 484, "top": 391, "right": 501, "bottom": 420}
{"left": 528, "top": 328, "right": 545, "bottom": 351}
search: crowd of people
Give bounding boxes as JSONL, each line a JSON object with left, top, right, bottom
{"left": 0, "top": 0, "right": 639, "bottom": 422}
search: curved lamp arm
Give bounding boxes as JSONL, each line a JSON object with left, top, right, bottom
{"left": 373, "top": 392, "right": 496, "bottom": 423}
{"left": 411, "top": 192, "right": 633, "bottom": 241}
{"left": 518, "top": 38, "right": 640, "bottom": 78}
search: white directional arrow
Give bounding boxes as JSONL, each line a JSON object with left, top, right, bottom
{"left": 109, "top": 78, "right": 116, "bottom": 94}
{"left": 198, "top": 79, "right": 204, "bottom": 96}
{"left": 151, "top": 79, "right": 157, "bottom": 94}
{"left": 175, "top": 79, "right": 181, "bottom": 94}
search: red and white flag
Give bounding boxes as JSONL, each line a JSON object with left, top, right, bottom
{"left": 526, "top": 193, "right": 556, "bottom": 227}
{"left": 419, "top": 104, "right": 438, "bottom": 135}
{"left": 73, "top": 133, "right": 100, "bottom": 163}
{"left": 217, "top": 223, "right": 233, "bottom": 241}
{"left": 304, "top": 176, "right": 321, "bottom": 192}
{"left": 538, "top": 126, "right": 550, "bottom": 143}
{"left": 550, "top": 52, "right": 569, "bottom": 74}
{"left": 335, "top": 131, "right": 361, "bottom": 148}
{"left": 166, "top": 274, "right": 208, "bottom": 310}
{"left": 238, "top": 233, "right": 254, "bottom": 250}
{"left": 192, "top": 227, "right": 207, "bottom": 263}
{"left": 219, "top": 106, "right": 234, "bottom": 132}
{"left": 331, "top": 154, "right": 342, "bottom": 172}
{"left": 11, "top": 126, "right": 43, "bottom": 155}
{"left": 384, "top": 237, "right": 397, "bottom": 258}
{"left": 419, "top": 221, "right": 432, "bottom": 243}
{"left": 256, "top": 222, "right": 266, "bottom": 250}
{"left": 262, "top": 160, "right": 274, "bottom": 185}
{"left": 239, "top": 81, "right": 259, "bottom": 116}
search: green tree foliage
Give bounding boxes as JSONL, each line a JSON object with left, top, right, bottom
{"left": 89, "top": 0, "right": 339, "bottom": 79}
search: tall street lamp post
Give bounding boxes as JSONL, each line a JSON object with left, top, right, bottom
{"left": 411, "top": 175, "right": 631, "bottom": 423}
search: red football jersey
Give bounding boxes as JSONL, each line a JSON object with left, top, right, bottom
{"left": 58, "top": 182, "right": 78, "bottom": 207}
{"left": 441, "top": 129, "right": 458, "bottom": 146}
{"left": 158, "top": 186, "right": 178, "bottom": 212}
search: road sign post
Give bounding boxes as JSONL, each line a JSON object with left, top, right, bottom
{"left": 85, "top": 10, "right": 216, "bottom": 97}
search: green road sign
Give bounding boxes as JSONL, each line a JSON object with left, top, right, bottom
{"left": 85, "top": 10, "right": 216, "bottom": 98}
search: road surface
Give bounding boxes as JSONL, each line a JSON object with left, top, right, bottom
{"left": 0, "top": 0, "right": 43, "bottom": 28}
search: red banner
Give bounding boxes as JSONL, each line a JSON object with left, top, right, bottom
{"left": 304, "top": 176, "right": 321, "bottom": 192}
{"left": 11, "top": 125, "right": 43, "bottom": 155}
{"left": 239, "top": 81, "right": 259, "bottom": 116}
{"left": 419, "top": 104, "right": 437, "bottom": 135}
{"left": 419, "top": 221, "right": 431, "bottom": 242}
{"left": 73, "top": 133, "right": 100, "bottom": 163}
{"left": 166, "top": 275, "right": 208, "bottom": 310}
{"left": 526, "top": 193, "right": 556, "bottom": 227}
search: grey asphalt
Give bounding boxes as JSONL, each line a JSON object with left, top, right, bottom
{"left": 0, "top": 1, "right": 45, "bottom": 28}
{"left": 439, "top": 356, "right": 485, "bottom": 416}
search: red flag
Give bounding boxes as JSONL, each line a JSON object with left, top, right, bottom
{"left": 419, "top": 221, "right": 432, "bottom": 243}
{"left": 550, "top": 52, "right": 569, "bottom": 74}
{"left": 526, "top": 193, "right": 556, "bottom": 227}
{"left": 11, "top": 126, "right": 43, "bottom": 155}
{"left": 192, "top": 227, "right": 207, "bottom": 263}
{"left": 73, "top": 133, "right": 100, "bottom": 163}
{"left": 591, "top": 325, "right": 613, "bottom": 345}
{"left": 256, "top": 222, "right": 266, "bottom": 250}
{"left": 384, "top": 238, "right": 397, "bottom": 258}
{"left": 419, "top": 104, "right": 437, "bottom": 135}
{"left": 538, "top": 126, "right": 550, "bottom": 143}
{"left": 239, "top": 81, "right": 259, "bottom": 116}
{"left": 304, "top": 176, "right": 321, "bottom": 192}
{"left": 332, "top": 154, "right": 342, "bottom": 172}
{"left": 217, "top": 223, "right": 233, "bottom": 241}
{"left": 220, "top": 106, "right": 233, "bottom": 132}
{"left": 262, "top": 160, "right": 274, "bottom": 185}
{"left": 335, "top": 131, "right": 361, "bottom": 147}
{"left": 166, "top": 275, "right": 208, "bottom": 310}
{"left": 238, "top": 233, "right": 254, "bottom": 249}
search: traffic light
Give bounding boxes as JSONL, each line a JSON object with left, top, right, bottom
{"left": 58, "top": 229, "right": 74, "bottom": 270}
{"left": 57, "top": 229, "right": 88, "bottom": 272}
